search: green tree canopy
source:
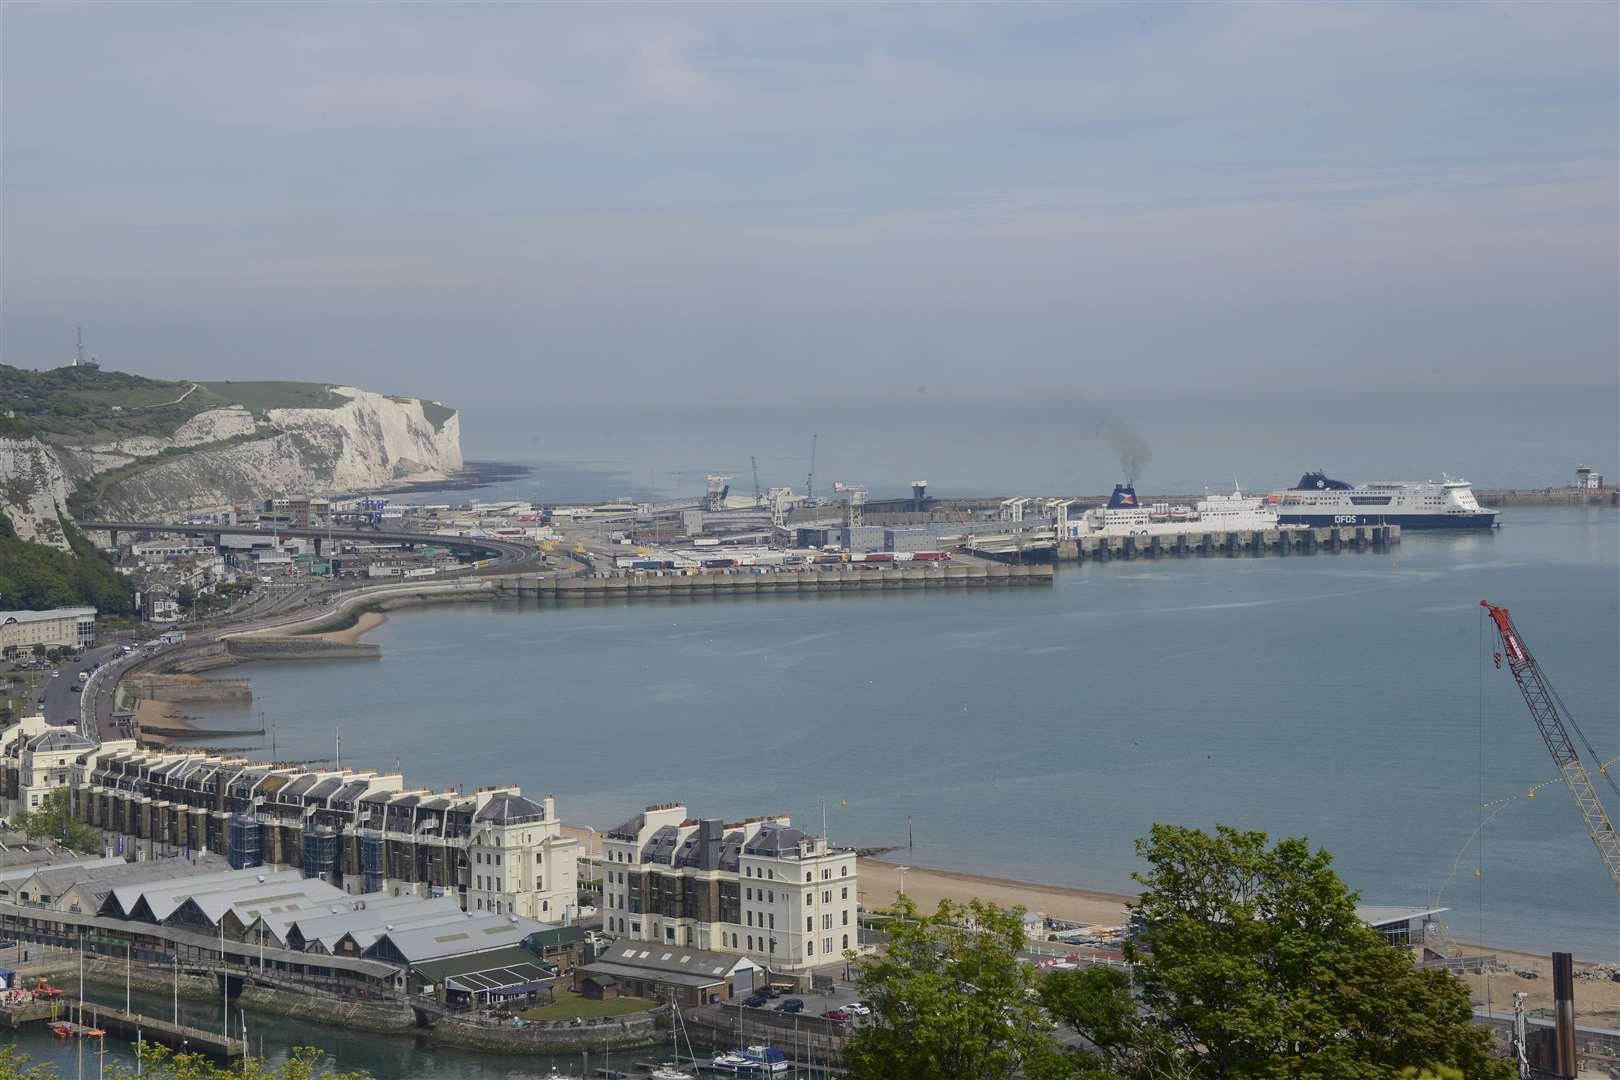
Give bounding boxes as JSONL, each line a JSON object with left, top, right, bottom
{"left": 1124, "top": 824, "right": 1510, "bottom": 1080}
{"left": 0, "top": 1044, "right": 374, "bottom": 1080}
{"left": 13, "top": 786, "right": 102, "bottom": 853}
{"left": 842, "top": 896, "right": 1066, "bottom": 1080}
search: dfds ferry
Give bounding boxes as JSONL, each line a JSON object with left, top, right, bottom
{"left": 1268, "top": 471, "right": 1497, "bottom": 529}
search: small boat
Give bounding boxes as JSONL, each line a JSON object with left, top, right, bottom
{"left": 710, "top": 1051, "right": 763, "bottom": 1075}
{"left": 649, "top": 1067, "right": 694, "bottom": 1080}
{"left": 740, "top": 1046, "right": 790, "bottom": 1075}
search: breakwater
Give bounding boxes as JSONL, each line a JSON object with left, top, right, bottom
{"left": 1475, "top": 488, "right": 1617, "bottom": 507}
{"left": 493, "top": 561, "right": 1055, "bottom": 600}
{"left": 1055, "top": 523, "right": 1398, "bottom": 562}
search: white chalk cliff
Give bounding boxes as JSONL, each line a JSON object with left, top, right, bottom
{"left": 2, "top": 386, "right": 462, "bottom": 548}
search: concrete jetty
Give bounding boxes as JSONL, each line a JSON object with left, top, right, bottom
{"left": 1053, "top": 523, "right": 1399, "bottom": 562}
{"left": 492, "top": 561, "right": 1055, "bottom": 600}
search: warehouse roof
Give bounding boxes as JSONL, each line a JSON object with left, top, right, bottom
{"left": 590, "top": 943, "right": 755, "bottom": 982}
{"left": 368, "top": 913, "right": 552, "bottom": 964}
{"left": 106, "top": 867, "right": 305, "bottom": 921}
{"left": 411, "top": 943, "right": 556, "bottom": 993}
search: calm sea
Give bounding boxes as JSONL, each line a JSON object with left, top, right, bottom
{"left": 183, "top": 505, "right": 1618, "bottom": 966}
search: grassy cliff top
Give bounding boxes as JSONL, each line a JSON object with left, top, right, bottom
{"left": 1, "top": 365, "right": 452, "bottom": 443}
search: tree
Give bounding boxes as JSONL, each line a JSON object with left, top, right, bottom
{"left": 1125, "top": 824, "right": 1510, "bottom": 1080}
{"left": 0, "top": 1044, "right": 375, "bottom": 1080}
{"left": 13, "top": 786, "right": 101, "bottom": 853}
{"left": 842, "top": 896, "right": 1061, "bottom": 1080}
{"left": 176, "top": 584, "right": 197, "bottom": 610}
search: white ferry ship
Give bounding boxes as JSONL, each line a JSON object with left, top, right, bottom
{"left": 1267, "top": 471, "right": 1497, "bottom": 529}
{"left": 1065, "top": 484, "right": 1283, "bottom": 539}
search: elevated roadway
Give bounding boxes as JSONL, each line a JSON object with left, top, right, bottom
{"left": 76, "top": 519, "right": 537, "bottom": 570}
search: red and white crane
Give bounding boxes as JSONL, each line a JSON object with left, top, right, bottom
{"left": 1481, "top": 600, "right": 1620, "bottom": 890}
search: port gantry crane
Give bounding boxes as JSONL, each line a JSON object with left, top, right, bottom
{"left": 1481, "top": 600, "right": 1620, "bottom": 890}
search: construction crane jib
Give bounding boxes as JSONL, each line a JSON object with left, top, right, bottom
{"left": 1481, "top": 600, "right": 1620, "bottom": 890}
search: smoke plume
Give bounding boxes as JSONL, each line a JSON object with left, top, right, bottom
{"left": 1062, "top": 395, "right": 1153, "bottom": 484}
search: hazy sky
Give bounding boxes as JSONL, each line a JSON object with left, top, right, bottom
{"left": 3, "top": 2, "right": 1616, "bottom": 414}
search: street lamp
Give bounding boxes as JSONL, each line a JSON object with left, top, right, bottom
{"left": 896, "top": 866, "right": 909, "bottom": 899}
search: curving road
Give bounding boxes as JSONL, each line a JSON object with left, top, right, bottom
{"left": 76, "top": 520, "right": 538, "bottom": 571}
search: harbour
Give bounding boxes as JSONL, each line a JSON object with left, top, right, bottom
{"left": 171, "top": 505, "right": 1618, "bottom": 963}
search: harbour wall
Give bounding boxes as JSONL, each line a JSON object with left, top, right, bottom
{"left": 1054, "top": 523, "right": 1398, "bottom": 563}
{"left": 492, "top": 562, "right": 1055, "bottom": 599}
{"left": 1474, "top": 488, "right": 1617, "bottom": 507}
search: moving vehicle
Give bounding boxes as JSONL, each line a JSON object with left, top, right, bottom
{"left": 1267, "top": 471, "right": 1497, "bottom": 529}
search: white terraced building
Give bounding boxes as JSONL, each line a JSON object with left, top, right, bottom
{"left": 600, "top": 804, "right": 860, "bottom": 976}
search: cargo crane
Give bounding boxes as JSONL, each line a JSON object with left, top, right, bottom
{"left": 1481, "top": 600, "right": 1620, "bottom": 889}
{"left": 805, "top": 433, "right": 819, "bottom": 506}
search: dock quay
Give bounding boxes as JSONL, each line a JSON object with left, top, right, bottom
{"left": 4, "top": 1000, "right": 243, "bottom": 1059}
{"left": 965, "top": 523, "right": 1400, "bottom": 562}
{"left": 492, "top": 561, "right": 1054, "bottom": 599}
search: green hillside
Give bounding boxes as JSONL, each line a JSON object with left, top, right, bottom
{"left": 0, "top": 366, "right": 350, "bottom": 445}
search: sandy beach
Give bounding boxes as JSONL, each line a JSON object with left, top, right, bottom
{"left": 309, "top": 610, "right": 389, "bottom": 645}
{"left": 861, "top": 858, "right": 1135, "bottom": 926}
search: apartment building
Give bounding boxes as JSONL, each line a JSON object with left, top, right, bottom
{"left": 600, "top": 803, "right": 859, "bottom": 975}
{"left": 76, "top": 748, "right": 579, "bottom": 923}
{"left": 0, "top": 714, "right": 135, "bottom": 818}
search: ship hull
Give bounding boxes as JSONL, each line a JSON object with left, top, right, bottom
{"left": 1276, "top": 512, "right": 1496, "bottom": 529}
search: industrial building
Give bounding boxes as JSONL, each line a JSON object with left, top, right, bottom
{"left": 601, "top": 804, "right": 859, "bottom": 976}
{"left": 0, "top": 607, "right": 97, "bottom": 656}
{"left": 0, "top": 860, "right": 580, "bottom": 1005}
{"left": 573, "top": 941, "right": 761, "bottom": 1007}
{"left": 75, "top": 748, "right": 580, "bottom": 924}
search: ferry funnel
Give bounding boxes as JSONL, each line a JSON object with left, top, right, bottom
{"left": 1106, "top": 484, "right": 1139, "bottom": 510}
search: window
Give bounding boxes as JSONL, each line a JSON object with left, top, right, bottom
{"left": 747, "top": 935, "right": 754, "bottom": 950}
{"left": 543, "top": 900, "right": 550, "bottom": 912}
{"left": 841, "top": 865, "right": 848, "bottom": 876}
{"left": 767, "top": 869, "right": 774, "bottom": 880}
{"left": 747, "top": 911, "right": 754, "bottom": 926}
{"left": 767, "top": 890, "right": 774, "bottom": 903}
{"left": 841, "top": 887, "right": 848, "bottom": 900}
{"left": 536, "top": 877, "right": 543, "bottom": 890}
{"left": 804, "top": 871, "right": 811, "bottom": 882}
{"left": 823, "top": 869, "right": 831, "bottom": 880}
{"left": 842, "top": 934, "right": 849, "bottom": 949}
{"left": 746, "top": 866, "right": 753, "bottom": 877}
{"left": 823, "top": 914, "right": 832, "bottom": 929}
{"left": 822, "top": 890, "right": 831, "bottom": 904}
{"left": 824, "top": 936, "right": 833, "bottom": 954}
{"left": 746, "top": 887, "right": 752, "bottom": 901}
{"left": 842, "top": 910, "right": 849, "bottom": 926}
{"left": 476, "top": 898, "right": 483, "bottom": 910}
{"left": 768, "top": 914, "right": 775, "bottom": 929}
{"left": 806, "top": 916, "right": 813, "bottom": 931}
{"left": 806, "top": 941, "right": 814, "bottom": 956}
{"left": 665, "top": 927, "right": 675, "bottom": 942}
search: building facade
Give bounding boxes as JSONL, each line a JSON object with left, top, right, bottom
{"left": 0, "top": 714, "right": 134, "bottom": 817}
{"left": 600, "top": 804, "right": 859, "bottom": 976}
{"left": 74, "top": 748, "right": 579, "bottom": 923}
{"left": 0, "top": 608, "right": 96, "bottom": 656}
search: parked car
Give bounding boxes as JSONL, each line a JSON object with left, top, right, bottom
{"left": 844, "top": 1001, "right": 872, "bottom": 1017}
{"left": 763, "top": 985, "right": 786, "bottom": 998}
{"left": 776, "top": 998, "right": 805, "bottom": 1014}
{"left": 821, "top": 1009, "right": 850, "bottom": 1022}
{"left": 743, "top": 993, "right": 769, "bottom": 1009}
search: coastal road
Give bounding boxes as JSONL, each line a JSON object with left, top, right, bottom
{"left": 40, "top": 645, "right": 119, "bottom": 729}
{"left": 76, "top": 520, "right": 539, "bottom": 571}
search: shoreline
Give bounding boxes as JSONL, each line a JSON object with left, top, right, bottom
{"left": 305, "top": 609, "right": 389, "bottom": 645}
